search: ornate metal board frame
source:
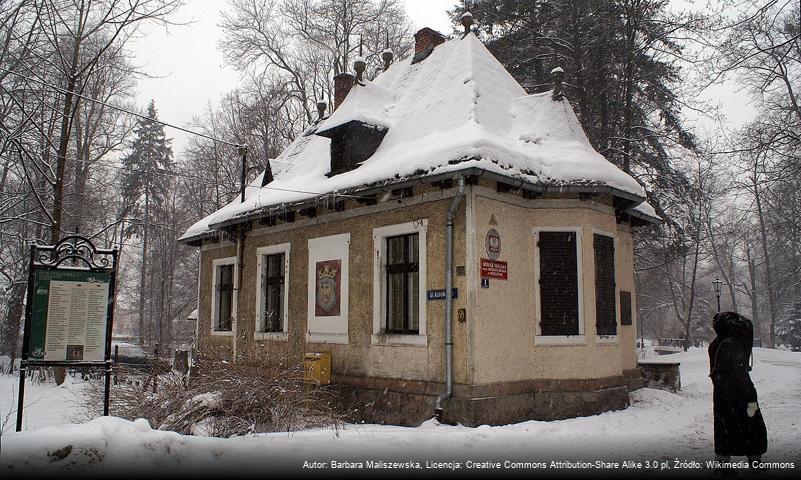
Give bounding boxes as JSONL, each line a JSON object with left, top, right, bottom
{"left": 16, "top": 235, "right": 119, "bottom": 431}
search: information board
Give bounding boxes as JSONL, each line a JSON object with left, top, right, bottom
{"left": 28, "top": 269, "right": 111, "bottom": 362}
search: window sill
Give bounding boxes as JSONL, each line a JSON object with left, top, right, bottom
{"left": 595, "top": 335, "right": 619, "bottom": 345}
{"left": 534, "top": 335, "right": 586, "bottom": 346}
{"left": 255, "top": 331, "right": 288, "bottom": 342}
{"left": 371, "top": 333, "right": 427, "bottom": 347}
{"left": 306, "top": 332, "right": 349, "bottom": 345}
{"left": 210, "top": 330, "right": 234, "bottom": 337}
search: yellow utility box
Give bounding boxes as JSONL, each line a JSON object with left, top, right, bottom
{"left": 303, "top": 352, "right": 331, "bottom": 385}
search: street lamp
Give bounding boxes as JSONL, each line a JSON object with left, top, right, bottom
{"left": 713, "top": 277, "right": 723, "bottom": 313}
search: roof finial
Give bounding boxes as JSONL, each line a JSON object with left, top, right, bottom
{"left": 316, "top": 89, "right": 327, "bottom": 120}
{"left": 381, "top": 32, "right": 393, "bottom": 71}
{"left": 354, "top": 35, "right": 366, "bottom": 83}
{"left": 461, "top": 11, "right": 474, "bottom": 38}
{"left": 551, "top": 66, "right": 565, "bottom": 100}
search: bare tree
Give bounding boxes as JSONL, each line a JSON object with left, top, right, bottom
{"left": 220, "top": 0, "right": 412, "bottom": 126}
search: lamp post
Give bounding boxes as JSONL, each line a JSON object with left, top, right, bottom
{"left": 713, "top": 277, "right": 723, "bottom": 313}
{"left": 238, "top": 145, "right": 248, "bottom": 203}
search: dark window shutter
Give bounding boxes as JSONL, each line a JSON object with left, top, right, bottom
{"left": 263, "top": 253, "right": 285, "bottom": 332}
{"left": 538, "top": 231, "right": 579, "bottom": 335}
{"left": 385, "top": 233, "right": 420, "bottom": 334}
{"left": 217, "top": 264, "right": 234, "bottom": 331}
{"left": 593, "top": 234, "right": 616, "bottom": 335}
{"left": 620, "top": 291, "right": 632, "bottom": 326}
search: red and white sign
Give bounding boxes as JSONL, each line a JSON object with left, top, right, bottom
{"left": 480, "top": 258, "right": 508, "bottom": 280}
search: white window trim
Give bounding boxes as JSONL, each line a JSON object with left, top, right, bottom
{"left": 254, "top": 243, "right": 291, "bottom": 341}
{"left": 592, "top": 229, "right": 619, "bottom": 345}
{"left": 533, "top": 227, "right": 585, "bottom": 346}
{"left": 372, "top": 220, "right": 428, "bottom": 347}
{"left": 306, "top": 233, "right": 350, "bottom": 345}
{"left": 211, "top": 256, "right": 237, "bottom": 336}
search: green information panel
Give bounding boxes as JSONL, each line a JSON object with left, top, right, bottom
{"left": 28, "top": 268, "right": 111, "bottom": 362}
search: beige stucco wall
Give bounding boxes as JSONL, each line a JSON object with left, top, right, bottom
{"left": 196, "top": 187, "right": 471, "bottom": 385}
{"left": 195, "top": 182, "right": 640, "bottom": 390}
{"left": 469, "top": 186, "right": 638, "bottom": 384}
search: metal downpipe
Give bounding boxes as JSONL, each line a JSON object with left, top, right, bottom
{"left": 434, "top": 176, "right": 465, "bottom": 422}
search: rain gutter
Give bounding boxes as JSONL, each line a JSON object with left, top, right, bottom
{"left": 434, "top": 176, "right": 465, "bottom": 423}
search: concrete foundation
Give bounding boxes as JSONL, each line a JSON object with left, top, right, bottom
{"left": 334, "top": 374, "right": 632, "bottom": 427}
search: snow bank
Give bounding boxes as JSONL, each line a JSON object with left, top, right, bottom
{"left": 2, "top": 348, "right": 799, "bottom": 475}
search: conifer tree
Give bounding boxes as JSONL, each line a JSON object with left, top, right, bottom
{"left": 462, "top": 0, "right": 700, "bottom": 223}
{"left": 120, "top": 100, "right": 173, "bottom": 345}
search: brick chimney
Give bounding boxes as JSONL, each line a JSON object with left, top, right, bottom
{"left": 413, "top": 28, "right": 446, "bottom": 63}
{"left": 334, "top": 72, "right": 356, "bottom": 110}
{"left": 415, "top": 28, "right": 446, "bottom": 54}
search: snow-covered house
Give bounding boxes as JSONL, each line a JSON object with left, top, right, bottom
{"left": 179, "top": 26, "right": 659, "bottom": 426}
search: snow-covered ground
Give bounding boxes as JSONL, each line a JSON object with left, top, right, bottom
{"left": 1, "top": 348, "right": 799, "bottom": 477}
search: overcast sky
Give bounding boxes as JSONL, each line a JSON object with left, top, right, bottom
{"left": 129, "top": 0, "right": 456, "bottom": 153}
{"left": 128, "top": 0, "right": 755, "bottom": 155}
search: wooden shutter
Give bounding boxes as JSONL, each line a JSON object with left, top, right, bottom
{"left": 593, "top": 234, "right": 616, "bottom": 335}
{"left": 538, "top": 231, "right": 579, "bottom": 335}
{"left": 620, "top": 291, "right": 632, "bottom": 326}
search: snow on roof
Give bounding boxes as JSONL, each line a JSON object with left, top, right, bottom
{"left": 317, "top": 79, "right": 396, "bottom": 132}
{"left": 180, "top": 33, "right": 649, "bottom": 242}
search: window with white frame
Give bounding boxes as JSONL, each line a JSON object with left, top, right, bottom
{"left": 255, "top": 244, "right": 290, "bottom": 336}
{"left": 534, "top": 229, "right": 583, "bottom": 338}
{"left": 212, "top": 257, "right": 237, "bottom": 333}
{"left": 372, "top": 221, "right": 427, "bottom": 345}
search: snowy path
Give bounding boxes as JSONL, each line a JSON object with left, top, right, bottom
{"left": 1, "top": 348, "right": 799, "bottom": 477}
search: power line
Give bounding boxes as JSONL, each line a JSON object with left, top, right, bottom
{"left": 66, "top": 157, "right": 368, "bottom": 199}
{"left": 4, "top": 145, "right": 369, "bottom": 200}
{"left": 0, "top": 66, "right": 243, "bottom": 149}
{"left": 1, "top": 67, "right": 372, "bottom": 199}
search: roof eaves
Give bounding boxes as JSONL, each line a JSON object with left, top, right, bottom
{"left": 626, "top": 206, "right": 662, "bottom": 226}
{"left": 194, "top": 167, "right": 647, "bottom": 238}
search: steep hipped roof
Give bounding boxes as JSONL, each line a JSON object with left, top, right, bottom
{"left": 180, "top": 33, "right": 653, "bottom": 242}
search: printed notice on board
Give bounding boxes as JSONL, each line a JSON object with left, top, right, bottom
{"left": 44, "top": 280, "right": 108, "bottom": 361}
{"left": 28, "top": 269, "right": 110, "bottom": 362}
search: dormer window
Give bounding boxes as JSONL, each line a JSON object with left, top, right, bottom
{"left": 316, "top": 120, "right": 388, "bottom": 176}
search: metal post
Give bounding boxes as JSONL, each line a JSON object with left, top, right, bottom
{"left": 238, "top": 145, "right": 248, "bottom": 203}
{"left": 113, "top": 345, "right": 119, "bottom": 386}
{"left": 103, "top": 360, "right": 112, "bottom": 416}
{"left": 152, "top": 343, "right": 159, "bottom": 393}
{"left": 16, "top": 245, "right": 36, "bottom": 431}
{"left": 103, "top": 248, "right": 119, "bottom": 416}
{"left": 15, "top": 366, "right": 26, "bottom": 431}
{"left": 716, "top": 294, "right": 721, "bottom": 313}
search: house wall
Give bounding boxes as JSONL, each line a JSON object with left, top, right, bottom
{"left": 469, "top": 186, "right": 639, "bottom": 385}
{"left": 196, "top": 186, "right": 470, "bottom": 388}
{"left": 194, "top": 182, "right": 642, "bottom": 425}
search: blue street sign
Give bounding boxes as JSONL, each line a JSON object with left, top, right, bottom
{"left": 426, "top": 288, "right": 459, "bottom": 301}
